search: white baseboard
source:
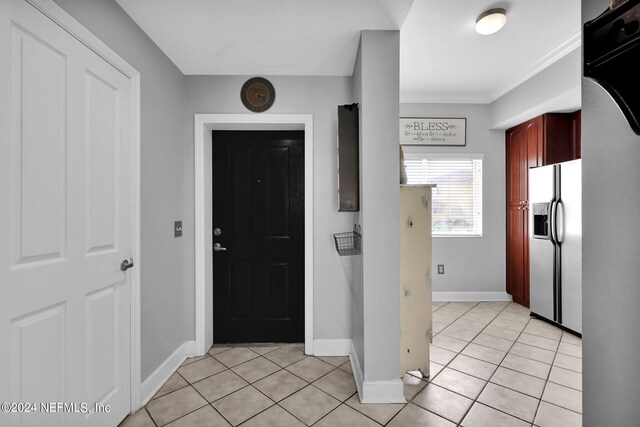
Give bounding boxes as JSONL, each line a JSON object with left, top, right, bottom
{"left": 313, "top": 339, "right": 351, "bottom": 356}
{"left": 433, "top": 292, "right": 513, "bottom": 302}
{"left": 349, "top": 341, "right": 406, "bottom": 404}
{"left": 349, "top": 341, "right": 364, "bottom": 399}
{"left": 139, "top": 340, "right": 196, "bottom": 407}
{"left": 361, "top": 379, "right": 406, "bottom": 404}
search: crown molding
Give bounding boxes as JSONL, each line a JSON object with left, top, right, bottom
{"left": 400, "top": 93, "right": 491, "bottom": 104}
{"left": 401, "top": 31, "right": 582, "bottom": 105}
{"left": 489, "top": 31, "right": 581, "bottom": 102}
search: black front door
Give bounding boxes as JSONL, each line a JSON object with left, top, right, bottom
{"left": 212, "top": 131, "right": 304, "bottom": 343}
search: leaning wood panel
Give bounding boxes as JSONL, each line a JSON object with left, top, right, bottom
{"left": 400, "top": 185, "right": 433, "bottom": 377}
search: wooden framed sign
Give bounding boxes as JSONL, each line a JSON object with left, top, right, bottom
{"left": 400, "top": 117, "right": 466, "bottom": 146}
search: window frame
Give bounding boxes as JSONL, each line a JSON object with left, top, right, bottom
{"left": 402, "top": 148, "right": 484, "bottom": 238}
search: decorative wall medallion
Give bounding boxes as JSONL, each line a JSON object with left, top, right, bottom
{"left": 240, "top": 77, "right": 275, "bottom": 112}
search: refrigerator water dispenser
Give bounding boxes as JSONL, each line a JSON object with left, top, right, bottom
{"left": 532, "top": 203, "right": 550, "bottom": 239}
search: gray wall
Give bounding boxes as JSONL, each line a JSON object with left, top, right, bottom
{"left": 490, "top": 49, "right": 582, "bottom": 130}
{"left": 183, "top": 76, "right": 355, "bottom": 342}
{"left": 400, "top": 104, "right": 505, "bottom": 295}
{"left": 357, "top": 30, "right": 401, "bottom": 383}
{"left": 582, "top": 0, "right": 640, "bottom": 424}
{"left": 351, "top": 42, "right": 365, "bottom": 371}
{"left": 53, "top": 0, "right": 188, "bottom": 381}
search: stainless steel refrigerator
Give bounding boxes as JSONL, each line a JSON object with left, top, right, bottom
{"left": 529, "top": 159, "right": 582, "bottom": 334}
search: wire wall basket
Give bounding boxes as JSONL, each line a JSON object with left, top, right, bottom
{"left": 333, "top": 224, "right": 362, "bottom": 256}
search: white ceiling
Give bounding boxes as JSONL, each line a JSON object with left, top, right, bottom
{"left": 400, "top": 0, "right": 581, "bottom": 103}
{"left": 115, "top": 0, "right": 414, "bottom": 76}
{"left": 115, "top": 0, "right": 581, "bottom": 103}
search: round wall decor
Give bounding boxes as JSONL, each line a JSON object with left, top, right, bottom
{"left": 240, "top": 77, "right": 275, "bottom": 112}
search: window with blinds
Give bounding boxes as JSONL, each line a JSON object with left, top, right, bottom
{"left": 404, "top": 154, "right": 483, "bottom": 237}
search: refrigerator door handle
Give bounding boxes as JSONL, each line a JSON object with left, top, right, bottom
{"left": 550, "top": 200, "right": 556, "bottom": 243}
{"left": 555, "top": 200, "right": 565, "bottom": 244}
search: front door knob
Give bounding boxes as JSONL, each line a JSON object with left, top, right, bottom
{"left": 120, "top": 258, "right": 134, "bottom": 271}
{"left": 214, "top": 243, "right": 227, "bottom": 252}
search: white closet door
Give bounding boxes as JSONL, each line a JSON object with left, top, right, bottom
{"left": 0, "top": 0, "right": 133, "bottom": 425}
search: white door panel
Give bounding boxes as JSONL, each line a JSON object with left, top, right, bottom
{"left": 1, "top": 0, "right": 133, "bottom": 425}
{"left": 11, "top": 303, "right": 67, "bottom": 427}
{"left": 11, "top": 24, "right": 68, "bottom": 267}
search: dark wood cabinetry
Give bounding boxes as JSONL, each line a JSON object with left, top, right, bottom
{"left": 505, "top": 112, "right": 580, "bottom": 307}
{"left": 506, "top": 205, "right": 528, "bottom": 303}
{"left": 569, "top": 110, "right": 581, "bottom": 160}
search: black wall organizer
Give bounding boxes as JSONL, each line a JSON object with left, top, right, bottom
{"left": 337, "top": 104, "right": 360, "bottom": 211}
{"left": 584, "top": 0, "right": 640, "bottom": 135}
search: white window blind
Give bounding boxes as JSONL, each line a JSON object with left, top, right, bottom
{"left": 404, "top": 154, "right": 483, "bottom": 237}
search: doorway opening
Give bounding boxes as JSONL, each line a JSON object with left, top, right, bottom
{"left": 194, "top": 114, "right": 314, "bottom": 355}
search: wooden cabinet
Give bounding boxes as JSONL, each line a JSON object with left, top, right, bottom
{"left": 505, "top": 112, "right": 580, "bottom": 307}
{"left": 570, "top": 110, "right": 581, "bottom": 159}
{"left": 505, "top": 125, "right": 531, "bottom": 307}
{"left": 506, "top": 205, "right": 528, "bottom": 304}
{"left": 506, "top": 125, "right": 526, "bottom": 205}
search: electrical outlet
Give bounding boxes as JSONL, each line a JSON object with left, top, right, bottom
{"left": 174, "top": 221, "right": 182, "bottom": 237}
{"left": 437, "top": 264, "right": 444, "bottom": 274}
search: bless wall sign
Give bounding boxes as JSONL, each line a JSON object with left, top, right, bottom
{"left": 400, "top": 117, "right": 466, "bottom": 146}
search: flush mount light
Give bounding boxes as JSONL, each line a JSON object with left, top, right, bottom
{"left": 475, "top": 8, "right": 507, "bottom": 35}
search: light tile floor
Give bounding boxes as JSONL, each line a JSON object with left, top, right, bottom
{"left": 120, "top": 301, "right": 582, "bottom": 426}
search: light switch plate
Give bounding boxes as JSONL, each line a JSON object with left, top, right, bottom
{"left": 174, "top": 221, "right": 182, "bottom": 237}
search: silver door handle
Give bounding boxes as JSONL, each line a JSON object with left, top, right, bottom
{"left": 214, "top": 243, "right": 227, "bottom": 252}
{"left": 549, "top": 200, "right": 557, "bottom": 244}
{"left": 555, "top": 200, "right": 565, "bottom": 243}
{"left": 120, "top": 258, "right": 134, "bottom": 271}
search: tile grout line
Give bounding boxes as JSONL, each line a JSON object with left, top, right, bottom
{"left": 207, "top": 346, "right": 307, "bottom": 426}
{"left": 176, "top": 359, "right": 237, "bottom": 427}
{"left": 530, "top": 329, "right": 583, "bottom": 425}
{"left": 436, "top": 331, "right": 566, "bottom": 396}
{"left": 144, "top": 406, "right": 159, "bottom": 427}
{"left": 257, "top": 347, "right": 358, "bottom": 425}
{"left": 150, "top": 390, "right": 210, "bottom": 427}
{"left": 431, "top": 302, "right": 503, "bottom": 374}
{"left": 530, "top": 335, "right": 561, "bottom": 427}
{"left": 389, "top": 301, "right": 484, "bottom": 426}
{"left": 438, "top": 302, "right": 536, "bottom": 426}
{"left": 149, "top": 346, "right": 303, "bottom": 427}
{"left": 179, "top": 353, "right": 232, "bottom": 384}
{"left": 424, "top": 302, "right": 581, "bottom": 426}
{"left": 431, "top": 303, "right": 522, "bottom": 425}
{"left": 355, "top": 302, "right": 517, "bottom": 427}
{"left": 146, "top": 369, "right": 211, "bottom": 426}
{"left": 212, "top": 348, "right": 304, "bottom": 426}
{"left": 309, "top": 391, "right": 384, "bottom": 427}
{"left": 211, "top": 348, "right": 262, "bottom": 370}
{"left": 148, "top": 371, "right": 191, "bottom": 403}
{"left": 458, "top": 304, "right": 580, "bottom": 426}
{"left": 258, "top": 364, "right": 361, "bottom": 427}
{"left": 447, "top": 339, "right": 553, "bottom": 370}
{"left": 138, "top": 307, "right": 580, "bottom": 427}
{"left": 431, "top": 302, "right": 516, "bottom": 426}
{"left": 435, "top": 314, "right": 567, "bottom": 376}
{"left": 212, "top": 350, "right": 354, "bottom": 427}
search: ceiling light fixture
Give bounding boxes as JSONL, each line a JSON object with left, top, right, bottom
{"left": 475, "top": 8, "right": 507, "bottom": 35}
